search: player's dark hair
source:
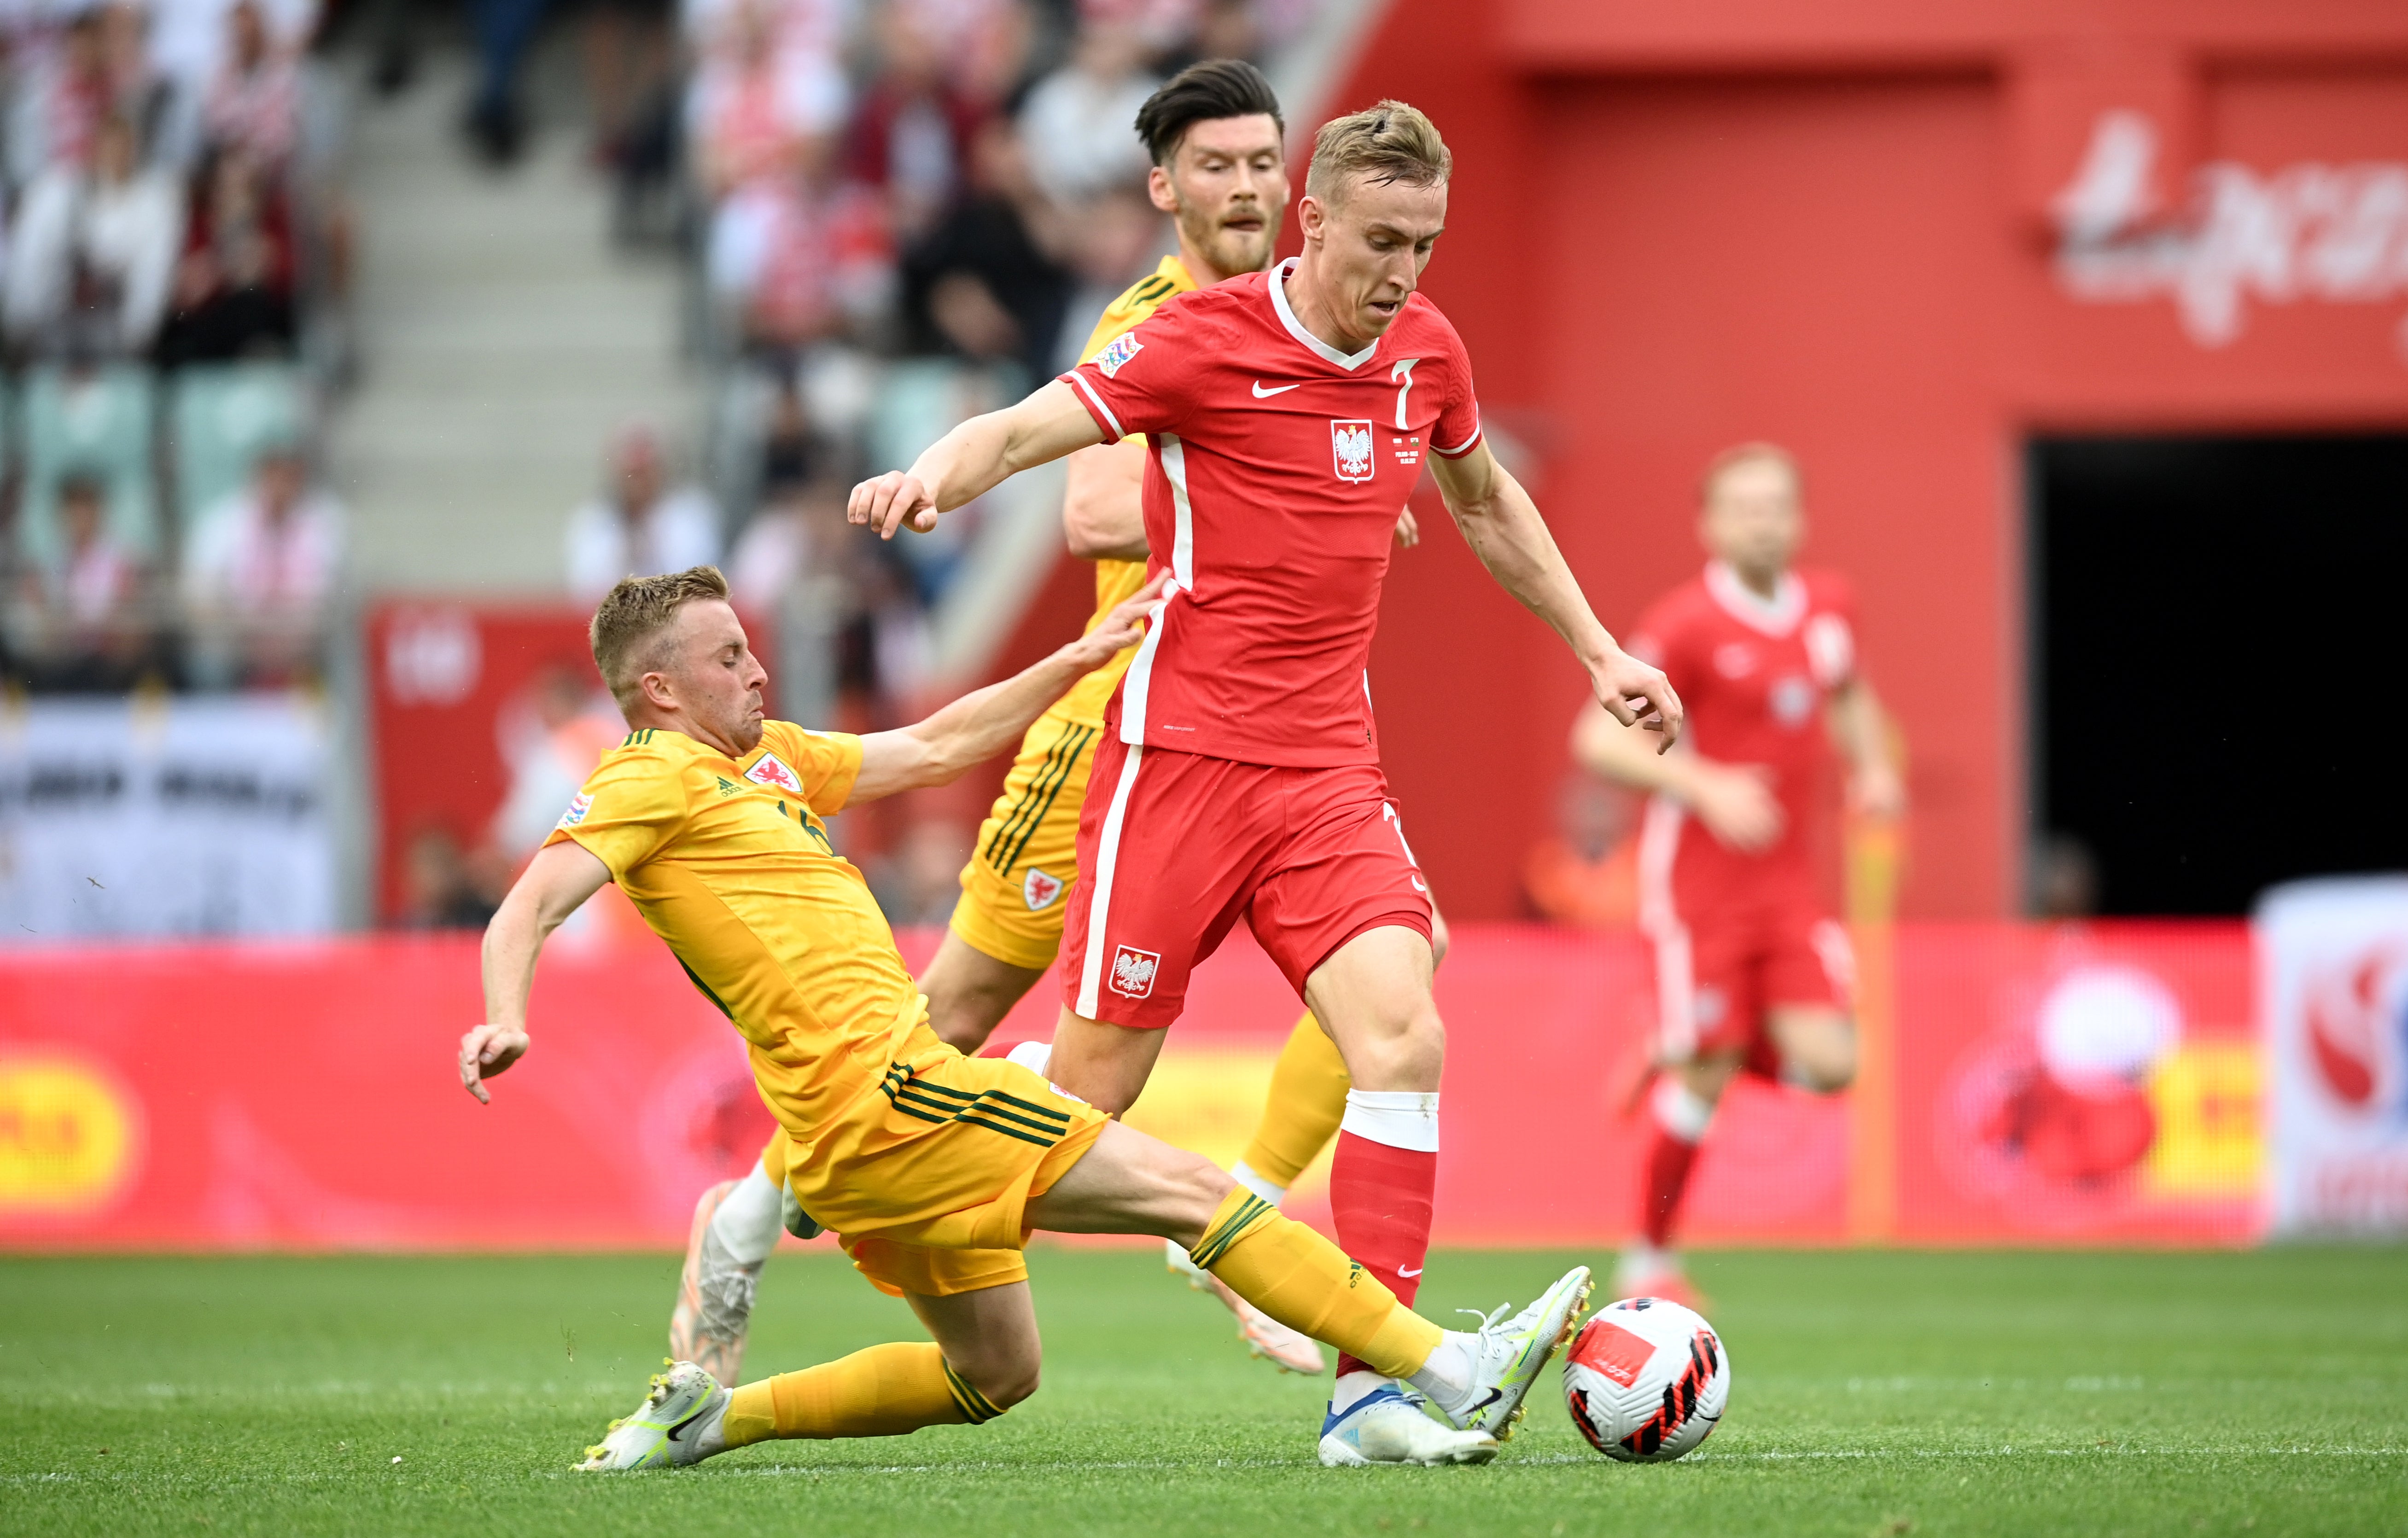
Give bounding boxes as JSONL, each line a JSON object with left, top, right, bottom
{"left": 590, "top": 565, "right": 732, "bottom": 712}
{"left": 1133, "top": 58, "right": 1284, "bottom": 168}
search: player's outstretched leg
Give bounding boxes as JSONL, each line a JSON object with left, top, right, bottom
{"left": 668, "top": 1146, "right": 789, "bottom": 1383}
{"left": 585, "top": 1281, "right": 1038, "bottom": 1471}
{"left": 1617, "top": 1067, "right": 1726, "bottom": 1310}
{"left": 1031, "top": 1119, "right": 1592, "bottom": 1463}
{"left": 1160, "top": 1009, "right": 1345, "bottom": 1376}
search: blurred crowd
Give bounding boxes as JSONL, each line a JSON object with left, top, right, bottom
{"left": 0, "top": 0, "right": 349, "bottom": 693}
{"left": 539, "top": 0, "right": 1317, "bottom": 927}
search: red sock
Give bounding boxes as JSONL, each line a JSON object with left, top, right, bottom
{"left": 1639, "top": 1125, "right": 1702, "bottom": 1249}
{"left": 1329, "top": 1129, "right": 1435, "bottom": 1380}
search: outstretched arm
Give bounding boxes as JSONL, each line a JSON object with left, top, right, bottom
{"left": 851, "top": 574, "right": 1165, "bottom": 801}
{"left": 851, "top": 380, "right": 1107, "bottom": 540}
{"left": 457, "top": 839, "right": 612, "bottom": 1102}
{"left": 1829, "top": 676, "right": 1906, "bottom": 820}
{"left": 1428, "top": 442, "right": 1685, "bottom": 749}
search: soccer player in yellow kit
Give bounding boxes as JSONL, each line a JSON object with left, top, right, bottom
{"left": 456, "top": 565, "right": 1588, "bottom": 1470}
{"left": 667, "top": 60, "right": 1420, "bottom": 1389}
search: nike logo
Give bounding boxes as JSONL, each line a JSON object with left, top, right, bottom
{"left": 1252, "top": 380, "right": 1302, "bottom": 397}
{"left": 1399, "top": 1266, "right": 1423, "bottom": 1278}
{"left": 1466, "top": 1387, "right": 1503, "bottom": 1421}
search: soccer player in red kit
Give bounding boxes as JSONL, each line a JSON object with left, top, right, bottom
{"left": 853, "top": 100, "right": 1683, "bottom": 1465}
{"left": 1574, "top": 444, "right": 1905, "bottom": 1306}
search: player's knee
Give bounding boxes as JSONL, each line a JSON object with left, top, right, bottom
{"left": 1344, "top": 1003, "right": 1445, "bottom": 1089}
{"left": 953, "top": 1344, "right": 1041, "bottom": 1410}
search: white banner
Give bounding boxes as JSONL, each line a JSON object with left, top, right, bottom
{"left": 2261, "top": 876, "right": 2408, "bottom": 1236}
{"left": 0, "top": 696, "right": 336, "bottom": 942}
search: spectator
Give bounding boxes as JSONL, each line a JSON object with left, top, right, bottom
{"left": 843, "top": 4, "right": 982, "bottom": 245}
{"left": 691, "top": 0, "right": 843, "bottom": 351}
{"left": 155, "top": 144, "right": 297, "bottom": 363}
{"left": 399, "top": 825, "right": 501, "bottom": 930}
{"left": 183, "top": 441, "right": 341, "bottom": 685}
{"left": 464, "top": 0, "right": 546, "bottom": 163}
{"left": 563, "top": 426, "right": 723, "bottom": 602}
{"left": 6, "top": 7, "right": 112, "bottom": 186}
{"left": 5, "top": 111, "right": 185, "bottom": 356}
{"left": 6, "top": 470, "right": 157, "bottom": 691}
{"left": 1015, "top": 12, "right": 1157, "bottom": 206}
{"left": 198, "top": 0, "right": 300, "bottom": 169}
{"left": 900, "top": 114, "right": 1070, "bottom": 380}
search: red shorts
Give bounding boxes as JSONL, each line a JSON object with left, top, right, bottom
{"left": 1637, "top": 800, "right": 1854, "bottom": 1070}
{"left": 1061, "top": 736, "right": 1433, "bottom": 1029}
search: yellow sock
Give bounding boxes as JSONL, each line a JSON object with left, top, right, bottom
{"left": 1240, "top": 1012, "right": 1353, "bottom": 1188}
{"left": 1189, "top": 1187, "right": 1442, "bottom": 1380}
{"left": 719, "top": 1342, "right": 993, "bottom": 1446}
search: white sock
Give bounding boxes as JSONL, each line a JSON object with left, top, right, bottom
{"left": 1229, "top": 1159, "right": 1287, "bottom": 1206}
{"left": 1329, "top": 1368, "right": 1390, "bottom": 1416}
{"left": 1339, "top": 1089, "right": 1440, "bottom": 1152}
{"left": 708, "top": 1166, "right": 784, "bottom": 1267}
{"left": 1651, "top": 1076, "right": 1714, "bottom": 1144}
{"left": 1405, "top": 1331, "right": 1476, "bottom": 1407}
{"left": 1004, "top": 1038, "right": 1054, "bottom": 1078}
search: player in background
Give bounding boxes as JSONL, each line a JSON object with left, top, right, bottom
{"left": 1572, "top": 444, "right": 1904, "bottom": 1306}
{"left": 459, "top": 568, "right": 1584, "bottom": 1471}
{"left": 670, "top": 58, "right": 1361, "bottom": 1389}
{"left": 851, "top": 101, "right": 1681, "bottom": 1465}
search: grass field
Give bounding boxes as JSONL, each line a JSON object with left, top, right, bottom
{"left": 2, "top": 1246, "right": 2402, "bottom": 1537}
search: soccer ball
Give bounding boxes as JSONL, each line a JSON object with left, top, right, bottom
{"left": 1561, "top": 1296, "right": 1730, "bottom": 1461}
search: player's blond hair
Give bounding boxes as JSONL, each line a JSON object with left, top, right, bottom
{"left": 1306, "top": 99, "right": 1451, "bottom": 207}
{"left": 590, "top": 565, "right": 731, "bottom": 712}
{"left": 1700, "top": 442, "right": 1802, "bottom": 506}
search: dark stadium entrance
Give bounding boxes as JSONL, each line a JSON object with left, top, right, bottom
{"left": 2029, "top": 434, "right": 2408, "bottom": 917}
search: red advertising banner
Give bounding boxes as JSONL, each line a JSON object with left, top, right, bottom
{"left": 0, "top": 923, "right": 2261, "bottom": 1251}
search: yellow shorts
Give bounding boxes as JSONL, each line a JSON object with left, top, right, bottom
{"left": 948, "top": 711, "right": 1103, "bottom": 971}
{"left": 756, "top": 1025, "right": 1108, "bottom": 1299}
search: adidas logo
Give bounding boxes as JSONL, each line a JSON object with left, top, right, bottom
{"left": 716, "top": 777, "right": 741, "bottom": 796}
{"left": 1347, "top": 1261, "right": 1365, "bottom": 1289}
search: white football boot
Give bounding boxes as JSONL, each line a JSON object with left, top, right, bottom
{"left": 1318, "top": 1382, "right": 1498, "bottom": 1466}
{"left": 577, "top": 1361, "right": 729, "bottom": 1471}
{"left": 1165, "top": 1240, "right": 1329, "bottom": 1375}
{"left": 1415, "top": 1264, "right": 1593, "bottom": 1441}
{"left": 668, "top": 1182, "right": 762, "bottom": 1386}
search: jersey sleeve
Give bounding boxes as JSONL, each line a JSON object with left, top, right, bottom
{"left": 763, "top": 722, "right": 865, "bottom": 814}
{"left": 1058, "top": 296, "right": 1201, "bottom": 444}
{"left": 542, "top": 751, "right": 688, "bottom": 881}
{"left": 1428, "top": 315, "right": 1484, "bottom": 460}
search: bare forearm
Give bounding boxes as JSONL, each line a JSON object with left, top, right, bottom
{"left": 901, "top": 644, "right": 1097, "bottom": 784}
{"left": 908, "top": 414, "right": 1023, "bottom": 515}
{"left": 1447, "top": 474, "right": 1616, "bottom": 668}
{"left": 1832, "top": 681, "right": 1894, "bottom": 776}
{"left": 1574, "top": 705, "right": 1699, "bottom": 797}
{"left": 479, "top": 893, "right": 550, "bottom": 1032}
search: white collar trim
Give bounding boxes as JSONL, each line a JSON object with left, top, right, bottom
{"left": 1268, "top": 258, "right": 1381, "bottom": 371}
{"left": 1704, "top": 559, "right": 1805, "bottom": 637}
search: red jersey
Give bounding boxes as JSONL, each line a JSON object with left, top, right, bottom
{"left": 1058, "top": 258, "right": 1484, "bottom": 768}
{"left": 1628, "top": 561, "right": 1860, "bottom": 872}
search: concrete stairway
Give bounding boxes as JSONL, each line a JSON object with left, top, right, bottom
{"left": 327, "top": 46, "right": 700, "bottom": 597}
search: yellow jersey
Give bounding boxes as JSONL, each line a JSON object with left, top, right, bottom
{"left": 1048, "top": 254, "right": 1199, "bottom": 728}
{"left": 545, "top": 721, "right": 919, "bottom": 1132}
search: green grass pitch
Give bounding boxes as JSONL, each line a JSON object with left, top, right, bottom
{"left": 2, "top": 1246, "right": 2402, "bottom": 1536}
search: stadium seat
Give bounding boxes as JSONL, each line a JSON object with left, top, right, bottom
{"left": 166, "top": 362, "right": 311, "bottom": 540}
{"left": 15, "top": 364, "right": 158, "bottom": 570}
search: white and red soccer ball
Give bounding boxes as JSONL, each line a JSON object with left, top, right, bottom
{"left": 1562, "top": 1296, "right": 1730, "bottom": 1462}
